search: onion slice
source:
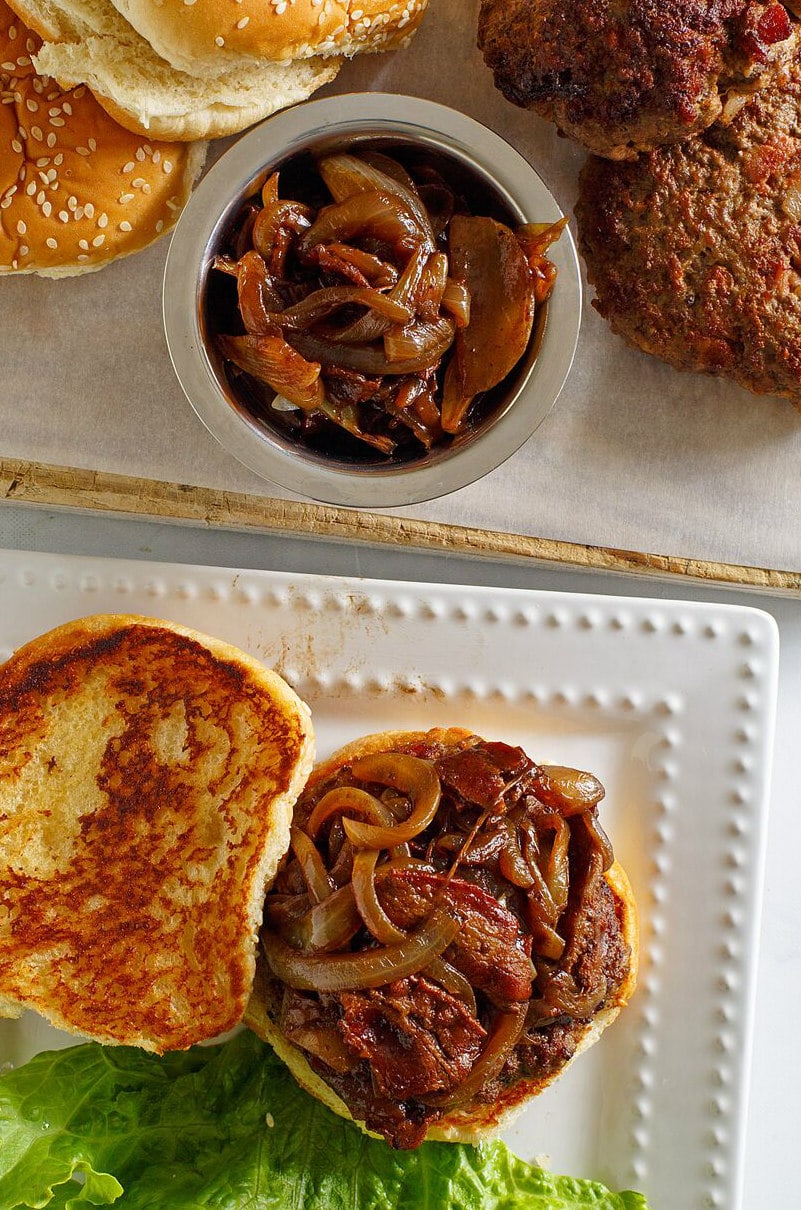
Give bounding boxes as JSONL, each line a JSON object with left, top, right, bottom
{"left": 306, "top": 786, "right": 396, "bottom": 839}
{"left": 261, "top": 907, "right": 459, "bottom": 992}
{"left": 351, "top": 849, "right": 406, "bottom": 944}
{"left": 343, "top": 753, "right": 441, "bottom": 848}
{"left": 426, "top": 1002, "right": 527, "bottom": 1109}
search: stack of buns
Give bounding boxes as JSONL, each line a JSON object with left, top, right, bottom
{"left": 2, "top": 0, "right": 429, "bottom": 274}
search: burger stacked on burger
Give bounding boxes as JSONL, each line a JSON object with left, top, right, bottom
{"left": 0, "top": 618, "right": 636, "bottom": 1150}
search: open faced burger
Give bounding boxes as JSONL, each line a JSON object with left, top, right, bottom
{"left": 245, "top": 727, "right": 638, "bottom": 1149}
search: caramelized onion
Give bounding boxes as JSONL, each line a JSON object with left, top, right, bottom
{"left": 269, "top": 285, "right": 413, "bottom": 332}
{"left": 307, "top": 785, "right": 396, "bottom": 839}
{"left": 299, "top": 189, "right": 427, "bottom": 261}
{"left": 218, "top": 334, "right": 324, "bottom": 412}
{"left": 287, "top": 1025, "right": 357, "bottom": 1074}
{"left": 343, "top": 753, "right": 441, "bottom": 847}
{"left": 351, "top": 849, "right": 407, "bottom": 944}
{"left": 427, "top": 1002, "right": 527, "bottom": 1109}
{"left": 534, "top": 765, "right": 606, "bottom": 814}
{"left": 303, "top": 884, "right": 362, "bottom": 952}
{"left": 425, "top": 957, "right": 477, "bottom": 1017}
{"left": 261, "top": 907, "right": 459, "bottom": 991}
{"left": 540, "top": 970, "right": 608, "bottom": 1018}
{"left": 318, "top": 152, "right": 436, "bottom": 249}
{"left": 290, "top": 827, "right": 333, "bottom": 903}
{"left": 583, "top": 810, "right": 615, "bottom": 871}
{"left": 287, "top": 321, "right": 455, "bottom": 377}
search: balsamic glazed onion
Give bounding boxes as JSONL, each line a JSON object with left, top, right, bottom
{"left": 259, "top": 730, "right": 634, "bottom": 1150}
{"left": 212, "top": 147, "right": 566, "bottom": 462}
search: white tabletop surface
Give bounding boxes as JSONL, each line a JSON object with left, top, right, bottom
{"left": 4, "top": 0, "right": 801, "bottom": 573}
{"left": 0, "top": 501, "right": 798, "bottom": 1210}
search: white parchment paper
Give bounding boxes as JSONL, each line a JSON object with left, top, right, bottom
{"left": 4, "top": 0, "right": 801, "bottom": 571}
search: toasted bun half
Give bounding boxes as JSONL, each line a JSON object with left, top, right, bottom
{"left": 107, "top": 0, "right": 429, "bottom": 77}
{"left": 0, "top": 0, "right": 207, "bottom": 273}
{"left": 245, "top": 727, "right": 638, "bottom": 1146}
{"left": 0, "top": 614, "right": 315, "bottom": 1051}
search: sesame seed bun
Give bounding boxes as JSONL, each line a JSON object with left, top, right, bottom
{"left": 107, "top": 0, "right": 429, "bottom": 78}
{"left": 0, "top": 0, "right": 207, "bottom": 274}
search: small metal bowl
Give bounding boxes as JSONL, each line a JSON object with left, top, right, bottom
{"left": 163, "top": 93, "right": 581, "bottom": 507}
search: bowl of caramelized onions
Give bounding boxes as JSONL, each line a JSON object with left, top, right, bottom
{"left": 163, "top": 94, "right": 582, "bottom": 506}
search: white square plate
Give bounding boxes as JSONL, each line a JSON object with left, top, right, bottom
{"left": 0, "top": 549, "right": 780, "bottom": 1209}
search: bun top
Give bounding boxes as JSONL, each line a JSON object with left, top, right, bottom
{"left": 0, "top": 613, "right": 315, "bottom": 1052}
{"left": 109, "top": 0, "right": 429, "bottom": 75}
{"left": 0, "top": 0, "right": 206, "bottom": 275}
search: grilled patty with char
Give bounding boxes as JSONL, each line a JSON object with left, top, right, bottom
{"left": 478, "top": 0, "right": 800, "bottom": 159}
{"left": 576, "top": 58, "right": 801, "bottom": 405}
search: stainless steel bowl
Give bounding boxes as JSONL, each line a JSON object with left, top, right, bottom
{"left": 163, "top": 93, "right": 582, "bottom": 507}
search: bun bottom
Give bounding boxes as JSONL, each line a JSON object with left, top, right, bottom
{"left": 246, "top": 728, "right": 638, "bottom": 1144}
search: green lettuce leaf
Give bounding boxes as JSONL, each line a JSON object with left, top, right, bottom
{"left": 0, "top": 1031, "right": 649, "bottom": 1210}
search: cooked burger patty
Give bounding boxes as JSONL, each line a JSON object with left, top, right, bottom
{"left": 477, "top": 0, "right": 800, "bottom": 158}
{"left": 259, "top": 732, "right": 632, "bottom": 1148}
{"left": 576, "top": 59, "right": 801, "bottom": 403}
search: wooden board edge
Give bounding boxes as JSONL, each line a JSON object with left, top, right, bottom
{"left": 2, "top": 458, "right": 799, "bottom": 595}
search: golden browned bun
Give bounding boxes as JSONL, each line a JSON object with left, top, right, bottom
{"left": 108, "top": 0, "right": 430, "bottom": 77}
{"left": 10, "top": 0, "right": 341, "bottom": 142}
{"left": 245, "top": 727, "right": 638, "bottom": 1146}
{"left": 0, "top": 614, "right": 315, "bottom": 1052}
{"left": 0, "top": 0, "right": 206, "bottom": 273}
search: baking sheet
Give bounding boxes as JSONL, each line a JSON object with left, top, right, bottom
{"left": 3, "top": 0, "right": 801, "bottom": 572}
{"left": 0, "top": 547, "right": 781, "bottom": 1209}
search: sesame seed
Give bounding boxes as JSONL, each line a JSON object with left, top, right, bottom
{"left": 155, "top": 219, "right": 164, "bottom": 232}
{"left": 36, "top": 189, "right": 44, "bottom": 204}
{"left": 88, "top": 138, "right": 96, "bottom": 151}
{"left": 31, "top": 125, "right": 43, "bottom": 140}
{"left": 2, "top": 61, "right": 16, "bottom": 72}
{"left": 236, "top": 15, "right": 249, "bottom": 26}
{"left": 163, "top": 160, "right": 173, "bottom": 174}
{"left": 67, "top": 195, "right": 77, "bottom": 210}
{"left": 76, "top": 146, "right": 90, "bottom": 156}
{"left": 74, "top": 86, "right": 86, "bottom": 98}
{"left": 49, "top": 118, "right": 64, "bottom": 129}
{"left": 131, "top": 176, "right": 146, "bottom": 188}
{"left": 77, "top": 253, "right": 89, "bottom": 261}
{"left": 122, "top": 160, "right": 135, "bottom": 173}
{"left": 118, "top": 192, "right": 134, "bottom": 203}
{"left": 42, "top": 200, "right": 51, "bottom": 217}
{"left": 11, "top": 138, "right": 21, "bottom": 153}
{"left": 0, "top": 198, "right": 11, "bottom": 210}
{"left": 25, "top": 98, "right": 37, "bottom": 113}
{"left": 84, "top": 202, "right": 94, "bottom": 217}
{"left": 141, "top": 182, "right": 151, "bottom": 194}
{"left": 215, "top": 34, "right": 225, "bottom": 45}
{"left": 98, "top": 212, "right": 108, "bottom": 228}
{"left": 58, "top": 210, "right": 69, "bottom": 222}
{"left": 275, "top": 2, "right": 286, "bottom": 13}
{"left": 19, "top": 244, "right": 28, "bottom": 256}
{"left": 16, "top": 219, "right": 26, "bottom": 234}
{"left": 46, "top": 132, "right": 56, "bottom": 147}
{"left": 46, "top": 237, "right": 58, "bottom": 249}
{"left": 62, "top": 102, "right": 71, "bottom": 115}
{"left": 78, "top": 238, "right": 89, "bottom": 250}
{"left": 75, "top": 206, "right": 84, "bottom": 221}
{"left": 25, "top": 181, "right": 35, "bottom": 196}
{"left": 119, "top": 220, "right": 132, "bottom": 232}
{"left": 54, "top": 154, "right": 63, "bottom": 165}
{"left": 153, "top": 150, "right": 161, "bottom": 164}
{"left": 92, "top": 234, "right": 105, "bottom": 247}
